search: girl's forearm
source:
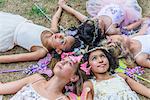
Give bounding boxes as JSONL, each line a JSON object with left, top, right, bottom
{"left": 0, "top": 74, "right": 43, "bottom": 95}
{"left": 0, "top": 51, "right": 44, "bottom": 63}
{"left": 50, "top": 7, "right": 62, "bottom": 32}
{"left": 126, "top": 76, "right": 150, "bottom": 98}
{"left": 52, "top": 7, "right": 62, "bottom": 22}
{"left": 0, "top": 55, "right": 16, "bottom": 63}
{"left": 125, "top": 19, "right": 142, "bottom": 30}
{"left": 136, "top": 23, "right": 148, "bottom": 35}
{"left": 0, "top": 78, "right": 28, "bottom": 94}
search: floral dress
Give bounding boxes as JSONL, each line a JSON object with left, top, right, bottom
{"left": 86, "top": 0, "right": 142, "bottom": 26}
{"left": 90, "top": 74, "right": 140, "bottom": 100}
{"left": 10, "top": 84, "right": 47, "bottom": 100}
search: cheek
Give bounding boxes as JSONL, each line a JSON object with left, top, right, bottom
{"left": 105, "top": 59, "right": 110, "bottom": 67}
{"left": 89, "top": 61, "right": 98, "bottom": 68}
{"left": 63, "top": 66, "right": 74, "bottom": 73}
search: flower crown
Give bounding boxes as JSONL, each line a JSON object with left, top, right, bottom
{"left": 86, "top": 46, "right": 109, "bottom": 54}
{"left": 61, "top": 45, "right": 110, "bottom": 75}
{"left": 61, "top": 52, "right": 90, "bottom": 75}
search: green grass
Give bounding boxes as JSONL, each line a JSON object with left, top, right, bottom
{"left": 0, "top": 0, "right": 150, "bottom": 99}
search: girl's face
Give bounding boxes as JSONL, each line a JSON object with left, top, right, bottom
{"left": 54, "top": 57, "right": 78, "bottom": 79}
{"left": 49, "top": 33, "right": 75, "bottom": 53}
{"left": 88, "top": 49, "right": 109, "bottom": 74}
{"left": 108, "top": 35, "right": 130, "bottom": 48}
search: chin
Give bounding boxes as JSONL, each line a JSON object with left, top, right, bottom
{"left": 99, "top": 71, "right": 107, "bottom": 74}
{"left": 99, "top": 68, "right": 109, "bottom": 73}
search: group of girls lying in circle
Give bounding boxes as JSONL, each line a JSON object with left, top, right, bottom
{"left": 0, "top": 0, "right": 150, "bottom": 99}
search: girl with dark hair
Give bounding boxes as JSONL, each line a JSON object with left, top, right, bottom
{"left": 58, "top": 0, "right": 142, "bottom": 38}
{"left": 77, "top": 19, "right": 105, "bottom": 46}
{"left": 82, "top": 47, "right": 150, "bottom": 100}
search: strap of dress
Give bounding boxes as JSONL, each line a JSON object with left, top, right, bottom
{"left": 105, "top": 23, "right": 113, "bottom": 34}
{"left": 134, "top": 51, "right": 142, "bottom": 59}
{"left": 0, "top": 95, "right": 3, "bottom": 100}
{"left": 41, "top": 46, "right": 49, "bottom": 52}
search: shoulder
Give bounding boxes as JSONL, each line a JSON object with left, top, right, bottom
{"left": 31, "top": 46, "right": 48, "bottom": 58}
{"left": 135, "top": 53, "right": 148, "bottom": 61}
{"left": 27, "top": 74, "right": 45, "bottom": 84}
{"left": 135, "top": 53, "right": 150, "bottom": 67}
{"left": 16, "top": 74, "right": 45, "bottom": 86}
{"left": 83, "top": 80, "right": 93, "bottom": 90}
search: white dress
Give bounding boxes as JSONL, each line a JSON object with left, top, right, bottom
{"left": 142, "top": 18, "right": 150, "bottom": 35}
{"left": 0, "top": 12, "right": 50, "bottom": 52}
{"left": 10, "top": 84, "right": 48, "bottom": 100}
{"left": 132, "top": 35, "right": 150, "bottom": 58}
{"left": 86, "top": 0, "right": 142, "bottom": 26}
{"left": 90, "top": 74, "right": 140, "bottom": 100}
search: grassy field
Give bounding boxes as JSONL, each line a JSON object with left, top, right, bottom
{"left": 0, "top": 0, "right": 150, "bottom": 99}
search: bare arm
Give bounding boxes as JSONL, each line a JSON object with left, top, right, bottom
{"left": 83, "top": 81, "right": 93, "bottom": 100}
{"left": 58, "top": 0, "right": 87, "bottom": 22}
{"left": 124, "top": 19, "right": 143, "bottom": 30}
{"left": 0, "top": 74, "right": 44, "bottom": 94}
{"left": 107, "top": 25, "right": 122, "bottom": 35}
{"left": 135, "top": 54, "right": 150, "bottom": 68}
{"left": 0, "top": 48, "right": 47, "bottom": 63}
{"left": 118, "top": 73, "right": 150, "bottom": 98}
{"left": 50, "top": 6, "right": 63, "bottom": 33}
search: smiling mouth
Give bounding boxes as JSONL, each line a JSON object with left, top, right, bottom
{"left": 97, "top": 64, "right": 106, "bottom": 68}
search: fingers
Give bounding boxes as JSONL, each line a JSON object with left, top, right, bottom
{"left": 58, "top": 0, "right": 67, "bottom": 6}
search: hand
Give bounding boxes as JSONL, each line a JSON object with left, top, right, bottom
{"left": 58, "top": 0, "right": 68, "bottom": 6}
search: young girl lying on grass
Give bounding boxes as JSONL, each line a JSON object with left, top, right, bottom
{"left": 59, "top": 0, "right": 142, "bottom": 37}
{"left": 0, "top": 54, "right": 87, "bottom": 100}
{"left": 0, "top": 6, "right": 75, "bottom": 63}
{"left": 82, "top": 46, "right": 150, "bottom": 100}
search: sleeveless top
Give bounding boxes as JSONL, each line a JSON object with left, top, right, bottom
{"left": 90, "top": 74, "right": 140, "bottom": 100}
{"left": 132, "top": 35, "right": 150, "bottom": 58}
{"left": 142, "top": 18, "right": 150, "bottom": 35}
{"left": 10, "top": 84, "right": 48, "bottom": 100}
{"left": 10, "top": 78, "right": 67, "bottom": 100}
{"left": 0, "top": 12, "right": 28, "bottom": 52}
{"left": 97, "top": 4, "right": 125, "bottom": 34}
{"left": 86, "top": 0, "right": 142, "bottom": 26}
{"left": 14, "top": 21, "right": 51, "bottom": 51}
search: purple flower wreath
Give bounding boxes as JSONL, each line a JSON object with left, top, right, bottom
{"left": 0, "top": 53, "right": 53, "bottom": 77}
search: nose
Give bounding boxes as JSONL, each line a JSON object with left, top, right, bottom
{"left": 56, "top": 33, "right": 64, "bottom": 39}
{"left": 97, "top": 57, "right": 103, "bottom": 63}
